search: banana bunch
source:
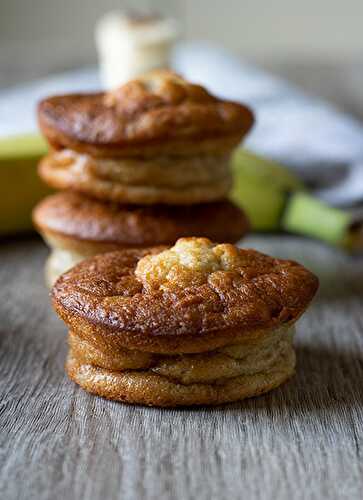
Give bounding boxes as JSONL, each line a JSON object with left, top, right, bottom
{"left": 0, "top": 133, "right": 361, "bottom": 251}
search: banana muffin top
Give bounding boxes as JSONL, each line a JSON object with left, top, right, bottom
{"left": 38, "top": 70, "right": 254, "bottom": 157}
{"left": 52, "top": 238, "right": 319, "bottom": 354}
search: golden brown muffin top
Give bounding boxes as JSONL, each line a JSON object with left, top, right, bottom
{"left": 38, "top": 70, "right": 254, "bottom": 157}
{"left": 33, "top": 192, "right": 248, "bottom": 246}
{"left": 52, "top": 238, "right": 319, "bottom": 353}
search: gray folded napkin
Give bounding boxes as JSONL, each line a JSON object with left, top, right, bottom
{"left": 1, "top": 41, "right": 362, "bottom": 206}
{"left": 173, "top": 42, "right": 363, "bottom": 207}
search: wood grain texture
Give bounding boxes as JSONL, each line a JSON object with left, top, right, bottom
{"left": 0, "top": 235, "right": 362, "bottom": 500}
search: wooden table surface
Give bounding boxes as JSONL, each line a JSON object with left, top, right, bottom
{"left": 1, "top": 234, "right": 362, "bottom": 500}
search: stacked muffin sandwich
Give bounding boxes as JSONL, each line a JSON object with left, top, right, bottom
{"left": 33, "top": 70, "right": 253, "bottom": 285}
{"left": 52, "top": 237, "right": 319, "bottom": 407}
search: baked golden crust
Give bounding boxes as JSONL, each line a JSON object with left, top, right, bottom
{"left": 38, "top": 70, "right": 254, "bottom": 157}
{"left": 33, "top": 192, "right": 249, "bottom": 251}
{"left": 52, "top": 238, "right": 319, "bottom": 354}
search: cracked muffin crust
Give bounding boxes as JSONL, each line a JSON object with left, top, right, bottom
{"left": 38, "top": 70, "right": 254, "bottom": 157}
{"left": 52, "top": 238, "right": 318, "bottom": 406}
{"left": 33, "top": 192, "right": 249, "bottom": 286}
{"left": 52, "top": 238, "right": 318, "bottom": 353}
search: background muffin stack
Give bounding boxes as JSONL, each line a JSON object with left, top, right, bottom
{"left": 33, "top": 70, "right": 254, "bottom": 285}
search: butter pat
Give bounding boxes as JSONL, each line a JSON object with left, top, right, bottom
{"left": 95, "top": 11, "right": 179, "bottom": 89}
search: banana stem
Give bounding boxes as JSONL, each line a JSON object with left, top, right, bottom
{"left": 281, "top": 192, "right": 361, "bottom": 251}
{"left": 232, "top": 149, "right": 362, "bottom": 252}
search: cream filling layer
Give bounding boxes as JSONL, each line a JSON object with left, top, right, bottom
{"left": 49, "top": 149, "right": 231, "bottom": 189}
{"left": 69, "top": 326, "right": 295, "bottom": 385}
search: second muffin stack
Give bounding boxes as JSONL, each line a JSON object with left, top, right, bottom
{"left": 33, "top": 70, "right": 254, "bottom": 285}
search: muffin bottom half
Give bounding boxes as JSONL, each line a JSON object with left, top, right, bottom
{"left": 66, "top": 326, "right": 296, "bottom": 407}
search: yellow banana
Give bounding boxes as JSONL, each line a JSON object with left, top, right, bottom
{"left": 0, "top": 134, "right": 51, "bottom": 234}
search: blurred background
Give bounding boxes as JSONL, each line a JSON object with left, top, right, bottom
{"left": 2, "top": 0, "right": 363, "bottom": 62}
{"left": 1, "top": 0, "right": 363, "bottom": 119}
{"left": 1, "top": 0, "right": 363, "bottom": 248}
